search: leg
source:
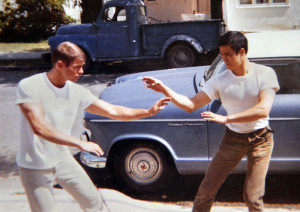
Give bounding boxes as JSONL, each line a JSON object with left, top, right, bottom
{"left": 244, "top": 131, "right": 274, "bottom": 212}
{"left": 19, "top": 167, "right": 57, "bottom": 212}
{"left": 54, "top": 157, "right": 106, "bottom": 212}
{"left": 193, "top": 132, "right": 247, "bottom": 212}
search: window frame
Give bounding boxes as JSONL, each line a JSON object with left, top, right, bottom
{"left": 238, "top": 0, "right": 290, "bottom": 8}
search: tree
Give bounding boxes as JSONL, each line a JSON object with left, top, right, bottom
{"left": 80, "top": 0, "right": 103, "bottom": 23}
{"left": 0, "top": 0, "right": 75, "bottom": 42}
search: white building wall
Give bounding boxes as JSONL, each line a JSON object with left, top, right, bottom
{"left": 223, "top": 0, "right": 300, "bottom": 31}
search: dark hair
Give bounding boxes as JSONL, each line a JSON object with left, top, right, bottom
{"left": 51, "top": 42, "right": 86, "bottom": 67}
{"left": 218, "top": 31, "right": 248, "bottom": 54}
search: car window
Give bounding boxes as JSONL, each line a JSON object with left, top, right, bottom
{"left": 203, "top": 55, "right": 227, "bottom": 82}
{"left": 266, "top": 61, "right": 300, "bottom": 94}
{"left": 202, "top": 56, "right": 300, "bottom": 95}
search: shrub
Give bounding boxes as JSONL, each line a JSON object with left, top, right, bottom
{"left": 0, "top": 0, "right": 75, "bottom": 42}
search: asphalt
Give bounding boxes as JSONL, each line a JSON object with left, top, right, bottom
{"left": 0, "top": 51, "right": 299, "bottom": 212}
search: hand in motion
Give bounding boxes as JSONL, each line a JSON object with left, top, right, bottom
{"left": 149, "top": 97, "right": 171, "bottom": 115}
{"left": 201, "top": 111, "right": 228, "bottom": 124}
{"left": 79, "top": 141, "right": 104, "bottom": 156}
{"left": 143, "top": 76, "right": 165, "bottom": 93}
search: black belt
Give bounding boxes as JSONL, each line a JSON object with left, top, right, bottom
{"left": 226, "top": 126, "right": 273, "bottom": 140}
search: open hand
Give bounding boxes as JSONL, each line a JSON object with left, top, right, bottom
{"left": 149, "top": 97, "right": 171, "bottom": 115}
{"left": 79, "top": 141, "right": 104, "bottom": 156}
{"left": 143, "top": 76, "right": 165, "bottom": 93}
{"left": 201, "top": 111, "right": 228, "bottom": 124}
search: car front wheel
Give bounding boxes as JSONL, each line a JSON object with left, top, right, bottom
{"left": 113, "top": 142, "right": 175, "bottom": 193}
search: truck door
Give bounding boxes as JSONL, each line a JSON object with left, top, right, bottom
{"left": 96, "top": 6, "right": 131, "bottom": 58}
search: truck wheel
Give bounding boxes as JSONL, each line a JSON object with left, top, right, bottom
{"left": 113, "top": 142, "right": 175, "bottom": 193}
{"left": 167, "top": 44, "right": 196, "bottom": 68}
{"left": 82, "top": 49, "right": 93, "bottom": 73}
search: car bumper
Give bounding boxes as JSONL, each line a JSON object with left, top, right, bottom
{"left": 80, "top": 151, "right": 107, "bottom": 168}
{"left": 79, "top": 130, "right": 107, "bottom": 168}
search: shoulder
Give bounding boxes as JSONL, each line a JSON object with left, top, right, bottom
{"left": 67, "top": 80, "right": 89, "bottom": 92}
{"left": 252, "top": 63, "right": 274, "bottom": 73}
{"left": 18, "top": 73, "right": 45, "bottom": 89}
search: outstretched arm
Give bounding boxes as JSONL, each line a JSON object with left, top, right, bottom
{"left": 85, "top": 97, "right": 170, "bottom": 121}
{"left": 143, "top": 76, "right": 211, "bottom": 112}
{"left": 202, "top": 88, "right": 276, "bottom": 124}
{"left": 19, "top": 102, "right": 104, "bottom": 156}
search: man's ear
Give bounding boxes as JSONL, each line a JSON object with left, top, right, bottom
{"left": 239, "top": 48, "right": 246, "bottom": 56}
{"left": 55, "top": 60, "right": 65, "bottom": 70}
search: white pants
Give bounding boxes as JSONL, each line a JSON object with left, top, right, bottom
{"left": 19, "top": 157, "right": 105, "bottom": 212}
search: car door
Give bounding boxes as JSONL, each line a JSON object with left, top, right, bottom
{"left": 265, "top": 59, "right": 300, "bottom": 173}
{"left": 96, "top": 5, "right": 131, "bottom": 58}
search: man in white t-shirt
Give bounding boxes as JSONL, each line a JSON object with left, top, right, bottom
{"left": 16, "top": 42, "right": 170, "bottom": 212}
{"left": 143, "top": 31, "right": 279, "bottom": 212}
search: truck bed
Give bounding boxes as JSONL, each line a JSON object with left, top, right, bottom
{"left": 141, "top": 19, "right": 223, "bottom": 56}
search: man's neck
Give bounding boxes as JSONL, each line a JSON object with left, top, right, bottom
{"left": 46, "top": 69, "right": 66, "bottom": 88}
{"left": 232, "top": 60, "right": 251, "bottom": 76}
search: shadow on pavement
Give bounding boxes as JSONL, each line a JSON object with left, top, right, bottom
{"left": 74, "top": 153, "right": 300, "bottom": 205}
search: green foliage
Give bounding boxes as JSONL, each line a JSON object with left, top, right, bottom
{"left": 0, "top": 0, "right": 75, "bottom": 42}
{"left": 80, "top": 0, "right": 102, "bottom": 23}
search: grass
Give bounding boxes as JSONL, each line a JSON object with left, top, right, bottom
{"left": 0, "top": 40, "right": 50, "bottom": 53}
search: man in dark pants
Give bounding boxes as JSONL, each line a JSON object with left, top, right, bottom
{"left": 143, "top": 31, "right": 279, "bottom": 211}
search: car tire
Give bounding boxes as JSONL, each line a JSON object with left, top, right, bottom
{"left": 167, "top": 44, "right": 196, "bottom": 68}
{"left": 113, "top": 142, "right": 175, "bottom": 193}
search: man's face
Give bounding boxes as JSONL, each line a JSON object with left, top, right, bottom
{"left": 62, "top": 58, "right": 85, "bottom": 82}
{"left": 219, "top": 45, "right": 243, "bottom": 71}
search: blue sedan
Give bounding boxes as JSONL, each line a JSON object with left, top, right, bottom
{"left": 81, "top": 31, "right": 300, "bottom": 193}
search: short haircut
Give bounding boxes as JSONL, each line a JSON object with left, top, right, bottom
{"left": 51, "top": 42, "right": 86, "bottom": 67}
{"left": 218, "top": 31, "right": 248, "bottom": 54}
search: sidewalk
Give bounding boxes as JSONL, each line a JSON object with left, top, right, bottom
{"left": 0, "top": 176, "right": 298, "bottom": 212}
{"left": 0, "top": 51, "right": 48, "bottom": 60}
{"left": 0, "top": 51, "right": 51, "bottom": 70}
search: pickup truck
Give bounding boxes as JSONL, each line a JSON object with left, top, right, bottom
{"left": 48, "top": 0, "right": 224, "bottom": 71}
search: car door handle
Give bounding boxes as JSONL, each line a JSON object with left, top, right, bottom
{"left": 122, "top": 25, "right": 128, "bottom": 28}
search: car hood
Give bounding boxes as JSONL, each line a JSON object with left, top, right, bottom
{"left": 115, "top": 66, "right": 209, "bottom": 83}
{"left": 85, "top": 67, "right": 207, "bottom": 120}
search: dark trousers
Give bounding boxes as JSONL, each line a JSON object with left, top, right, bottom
{"left": 192, "top": 126, "right": 274, "bottom": 212}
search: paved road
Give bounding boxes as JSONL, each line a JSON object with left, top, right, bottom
{"left": 0, "top": 67, "right": 299, "bottom": 211}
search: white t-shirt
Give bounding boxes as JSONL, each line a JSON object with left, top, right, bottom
{"left": 202, "top": 63, "right": 280, "bottom": 133}
{"left": 16, "top": 73, "right": 97, "bottom": 169}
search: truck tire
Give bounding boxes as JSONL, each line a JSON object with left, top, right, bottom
{"left": 167, "top": 44, "right": 196, "bottom": 68}
{"left": 113, "top": 142, "right": 175, "bottom": 193}
{"left": 82, "top": 49, "right": 93, "bottom": 73}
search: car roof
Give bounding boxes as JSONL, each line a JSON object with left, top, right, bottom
{"left": 245, "top": 30, "right": 300, "bottom": 58}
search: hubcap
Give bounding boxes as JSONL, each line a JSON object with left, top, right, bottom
{"left": 125, "top": 148, "right": 162, "bottom": 184}
{"left": 175, "top": 52, "right": 188, "bottom": 65}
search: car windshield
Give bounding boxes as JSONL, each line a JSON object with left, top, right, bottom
{"left": 203, "top": 54, "right": 227, "bottom": 82}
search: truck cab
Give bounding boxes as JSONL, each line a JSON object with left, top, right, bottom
{"left": 94, "top": 0, "right": 148, "bottom": 58}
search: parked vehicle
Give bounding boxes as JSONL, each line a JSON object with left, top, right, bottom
{"left": 47, "top": 0, "right": 224, "bottom": 71}
{"left": 80, "top": 30, "right": 300, "bottom": 193}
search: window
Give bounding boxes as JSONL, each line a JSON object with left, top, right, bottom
{"left": 240, "top": 0, "right": 288, "bottom": 5}
{"left": 254, "top": 59, "right": 300, "bottom": 94}
{"left": 271, "top": 62, "right": 300, "bottom": 94}
{"left": 103, "top": 6, "right": 126, "bottom": 22}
